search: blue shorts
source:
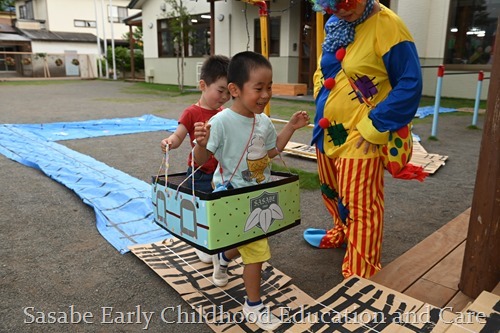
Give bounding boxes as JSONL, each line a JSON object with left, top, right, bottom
{"left": 186, "top": 167, "right": 214, "bottom": 193}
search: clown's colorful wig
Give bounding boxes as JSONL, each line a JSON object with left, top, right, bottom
{"left": 310, "top": 0, "right": 337, "bottom": 13}
{"left": 310, "top": 0, "right": 363, "bottom": 14}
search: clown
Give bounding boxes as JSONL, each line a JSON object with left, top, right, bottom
{"left": 304, "top": 0, "right": 423, "bottom": 278}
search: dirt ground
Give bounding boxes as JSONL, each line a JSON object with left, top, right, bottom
{"left": 0, "top": 80, "right": 484, "bottom": 332}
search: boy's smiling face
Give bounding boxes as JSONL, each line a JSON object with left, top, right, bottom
{"left": 229, "top": 66, "right": 273, "bottom": 117}
{"left": 200, "top": 77, "right": 230, "bottom": 111}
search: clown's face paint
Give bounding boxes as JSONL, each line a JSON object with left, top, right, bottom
{"left": 333, "top": 0, "right": 362, "bottom": 13}
{"left": 333, "top": 0, "right": 366, "bottom": 22}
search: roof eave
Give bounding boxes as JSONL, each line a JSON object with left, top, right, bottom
{"left": 128, "top": 0, "right": 147, "bottom": 9}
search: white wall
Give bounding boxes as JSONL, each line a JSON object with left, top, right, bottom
{"left": 29, "top": 41, "right": 98, "bottom": 78}
{"left": 146, "top": 57, "right": 203, "bottom": 86}
{"left": 16, "top": 0, "right": 139, "bottom": 40}
{"left": 31, "top": 40, "right": 99, "bottom": 54}
{"left": 227, "top": 1, "right": 259, "bottom": 55}
{"left": 214, "top": 2, "right": 232, "bottom": 56}
{"left": 36, "top": 0, "right": 48, "bottom": 24}
{"left": 390, "top": 0, "right": 449, "bottom": 59}
{"left": 392, "top": 0, "right": 488, "bottom": 100}
{"left": 45, "top": 0, "right": 139, "bottom": 41}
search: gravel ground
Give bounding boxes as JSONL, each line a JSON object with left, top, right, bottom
{"left": 0, "top": 79, "right": 484, "bottom": 332}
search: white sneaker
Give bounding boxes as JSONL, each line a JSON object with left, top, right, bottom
{"left": 212, "top": 253, "right": 228, "bottom": 287}
{"left": 195, "top": 249, "right": 212, "bottom": 264}
{"left": 243, "top": 301, "right": 281, "bottom": 331}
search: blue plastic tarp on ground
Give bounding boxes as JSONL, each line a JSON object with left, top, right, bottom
{"left": 415, "top": 106, "right": 456, "bottom": 119}
{"left": 10, "top": 114, "right": 178, "bottom": 141}
{"left": 0, "top": 115, "right": 175, "bottom": 254}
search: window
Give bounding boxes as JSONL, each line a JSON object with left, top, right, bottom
{"left": 19, "top": 1, "right": 34, "bottom": 20}
{"left": 74, "top": 20, "right": 97, "bottom": 28}
{"left": 157, "top": 13, "right": 211, "bottom": 58}
{"left": 189, "top": 14, "right": 211, "bottom": 57}
{"left": 108, "top": 5, "right": 128, "bottom": 23}
{"left": 158, "top": 19, "right": 176, "bottom": 57}
{"left": 254, "top": 16, "right": 281, "bottom": 56}
{"left": 445, "top": 0, "right": 499, "bottom": 66}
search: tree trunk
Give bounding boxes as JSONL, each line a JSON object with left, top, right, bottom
{"left": 458, "top": 19, "right": 500, "bottom": 298}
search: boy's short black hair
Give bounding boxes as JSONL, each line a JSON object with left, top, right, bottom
{"left": 200, "top": 55, "right": 230, "bottom": 86}
{"left": 227, "top": 51, "right": 272, "bottom": 89}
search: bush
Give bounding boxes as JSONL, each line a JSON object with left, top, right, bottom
{"left": 106, "top": 46, "right": 144, "bottom": 77}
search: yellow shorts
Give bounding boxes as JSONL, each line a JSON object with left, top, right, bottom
{"left": 237, "top": 238, "right": 270, "bottom": 265}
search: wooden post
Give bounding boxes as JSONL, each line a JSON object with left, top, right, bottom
{"left": 459, "top": 20, "right": 500, "bottom": 298}
{"left": 129, "top": 24, "right": 135, "bottom": 80}
{"left": 316, "top": 12, "right": 324, "bottom": 62}
{"left": 210, "top": 0, "right": 215, "bottom": 56}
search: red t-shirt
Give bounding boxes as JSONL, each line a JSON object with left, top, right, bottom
{"left": 178, "top": 104, "right": 220, "bottom": 174}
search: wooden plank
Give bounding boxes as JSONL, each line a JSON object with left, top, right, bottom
{"left": 411, "top": 140, "right": 448, "bottom": 174}
{"left": 370, "top": 209, "right": 470, "bottom": 292}
{"left": 421, "top": 242, "right": 466, "bottom": 290}
{"left": 404, "top": 278, "right": 458, "bottom": 308}
{"left": 491, "top": 281, "right": 500, "bottom": 296}
{"left": 412, "top": 140, "right": 428, "bottom": 154}
{"left": 284, "top": 141, "right": 316, "bottom": 159}
{"left": 445, "top": 291, "right": 474, "bottom": 312}
{"left": 410, "top": 152, "right": 449, "bottom": 174}
{"left": 272, "top": 83, "right": 307, "bottom": 96}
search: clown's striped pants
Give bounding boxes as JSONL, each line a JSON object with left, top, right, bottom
{"left": 316, "top": 149, "right": 385, "bottom": 278}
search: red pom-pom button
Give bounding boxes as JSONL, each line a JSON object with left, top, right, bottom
{"left": 324, "top": 77, "right": 336, "bottom": 90}
{"left": 319, "top": 117, "right": 330, "bottom": 129}
{"left": 335, "top": 47, "right": 346, "bottom": 61}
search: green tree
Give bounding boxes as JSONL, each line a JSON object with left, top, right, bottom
{"left": 162, "top": 0, "right": 193, "bottom": 92}
{"left": 0, "top": 0, "right": 15, "bottom": 11}
{"left": 123, "top": 26, "right": 144, "bottom": 51}
{"left": 106, "top": 46, "right": 144, "bottom": 78}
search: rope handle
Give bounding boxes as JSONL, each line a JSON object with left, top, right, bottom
{"left": 174, "top": 147, "right": 204, "bottom": 204}
{"left": 154, "top": 145, "right": 170, "bottom": 197}
{"left": 273, "top": 146, "right": 291, "bottom": 175}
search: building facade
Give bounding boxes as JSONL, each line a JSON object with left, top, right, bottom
{"left": 130, "top": 0, "right": 498, "bottom": 100}
{"left": 0, "top": 0, "right": 139, "bottom": 77}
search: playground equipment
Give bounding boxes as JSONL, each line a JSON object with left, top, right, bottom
{"left": 241, "top": 0, "right": 269, "bottom": 59}
{"left": 431, "top": 65, "right": 445, "bottom": 138}
{"left": 472, "top": 70, "right": 486, "bottom": 127}
{"left": 428, "top": 64, "right": 489, "bottom": 138}
{"left": 242, "top": 0, "right": 271, "bottom": 116}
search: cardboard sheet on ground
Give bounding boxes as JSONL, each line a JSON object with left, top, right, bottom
{"left": 284, "top": 139, "right": 448, "bottom": 175}
{"left": 130, "top": 239, "right": 494, "bottom": 333}
{"left": 284, "top": 276, "right": 456, "bottom": 333}
{"left": 129, "top": 238, "right": 315, "bottom": 332}
{"left": 443, "top": 291, "right": 500, "bottom": 333}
